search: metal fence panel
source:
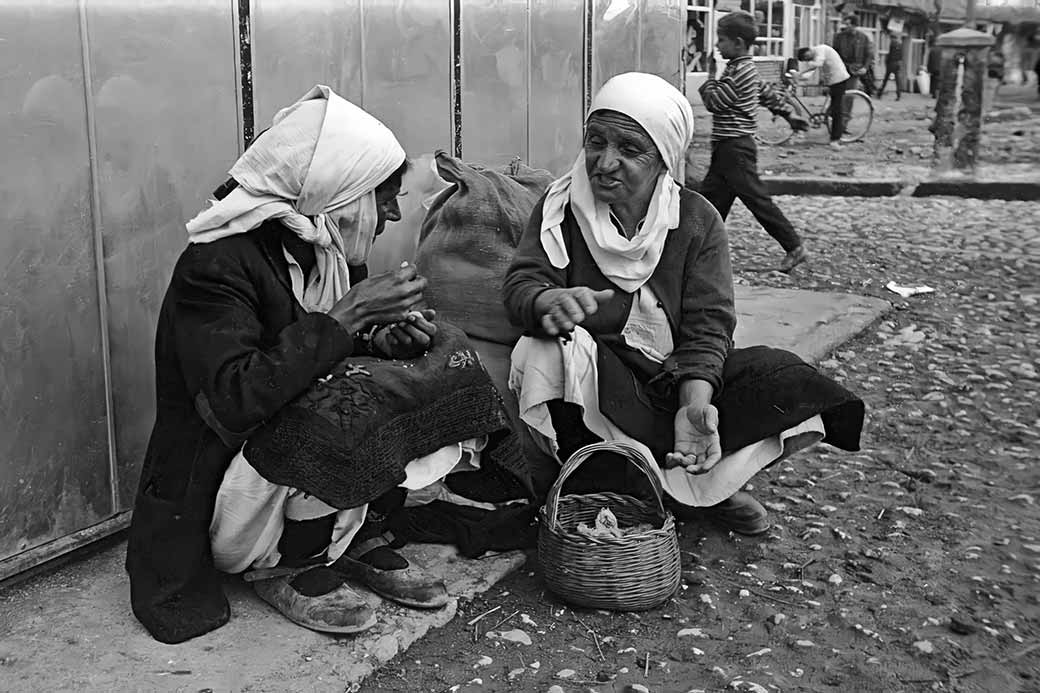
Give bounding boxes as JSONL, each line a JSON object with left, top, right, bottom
{"left": 252, "top": 0, "right": 364, "bottom": 129}
{"left": 641, "top": 0, "right": 683, "bottom": 84}
{"left": 460, "top": 0, "right": 529, "bottom": 165}
{"left": 529, "top": 0, "right": 584, "bottom": 174}
{"left": 362, "top": 0, "right": 454, "bottom": 157}
{"left": 84, "top": 0, "right": 243, "bottom": 507}
{"left": 592, "top": 0, "right": 640, "bottom": 91}
{"left": 0, "top": 1, "right": 112, "bottom": 561}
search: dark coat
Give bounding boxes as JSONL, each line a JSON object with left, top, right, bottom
{"left": 502, "top": 190, "right": 864, "bottom": 461}
{"left": 125, "top": 219, "right": 365, "bottom": 644}
{"left": 503, "top": 188, "right": 736, "bottom": 394}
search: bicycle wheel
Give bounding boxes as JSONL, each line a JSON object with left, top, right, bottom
{"left": 837, "top": 90, "right": 874, "bottom": 143}
{"left": 755, "top": 106, "right": 794, "bottom": 146}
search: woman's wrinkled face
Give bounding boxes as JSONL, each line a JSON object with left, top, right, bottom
{"left": 583, "top": 110, "right": 664, "bottom": 206}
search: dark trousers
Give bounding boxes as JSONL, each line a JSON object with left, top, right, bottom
{"left": 837, "top": 75, "right": 859, "bottom": 139}
{"left": 700, "top": 135, "right": 801, "bottom": 252}
{"left": 829, "top": 78, "right": 851, "bottom": 142}
{"left": 878, "top": 66, "right": 902, "bottom": 98}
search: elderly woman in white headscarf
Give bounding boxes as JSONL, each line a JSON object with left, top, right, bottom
{"left": 504, "top": 73, "right": 864, "bottom": 536}
{"left": 126, "top": 86, "right": 527, "bottom": 645}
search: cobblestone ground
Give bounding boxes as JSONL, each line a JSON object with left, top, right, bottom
{"left": 365, "top": 197, "right": 1040, "bottom": 693}
{"left": 688, "top": 85, "right": 1040, "bottom": 182}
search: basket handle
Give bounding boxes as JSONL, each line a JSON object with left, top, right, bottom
{"left": 544, "top": 441, "right": 668, "bottom": 530}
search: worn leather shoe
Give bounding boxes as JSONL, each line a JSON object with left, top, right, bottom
{"left": 253, "top": 568, "right": 376, "bottom": 634}
{"left": 710, "top": 491, "right": 770, "bottom": 536}
{"left": 333, "top": 539, "right": 449, "bottom": 610}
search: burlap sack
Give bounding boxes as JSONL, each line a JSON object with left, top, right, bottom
{"left": 415, "top": 151, "right": 555, "bottom": 345}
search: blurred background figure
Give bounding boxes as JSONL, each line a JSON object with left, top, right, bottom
{"left": 878, "top": 32, "right": 904, "bottom": 100}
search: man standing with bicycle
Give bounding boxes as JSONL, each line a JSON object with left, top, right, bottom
{"left": 795, "top": 44, "right": 851, "bottom": 150}
{"left": 832, "top": 15, "right": 874, "bottom": 141}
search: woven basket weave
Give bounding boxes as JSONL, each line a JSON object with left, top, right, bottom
{"left": 538, "top": 441, "right": 681, "bottom": 611}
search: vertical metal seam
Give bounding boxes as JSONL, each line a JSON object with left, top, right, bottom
{"left": 238, "top": 0, "right": 254, "bottom": 149}
{"left": 77, "top": 0, "right": 120, "bottom": 513}
{"left": 231, "top": 0, "right": 244, "bottom": 153}
{"left": 584, "top": 0, "right": 593, "bottom": 114}
{"left": 452, "top": 0, "right": 463, "bottom": 158}
{"left": 637, "top": 0, "right": 645, "bottom": 71}
{"left": 359, "top": 0, "right": 366, "bottom": 105}
{"left": 525, "top": 0, "right": 532, "bottom": 164}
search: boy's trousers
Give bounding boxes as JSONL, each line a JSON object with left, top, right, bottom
{"left": 700, "top": 135, "right": 801, "bottom": 252}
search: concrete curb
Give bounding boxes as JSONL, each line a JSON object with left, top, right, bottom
{"left": 762, "top": 176, "right": 1040, "bottom": 201}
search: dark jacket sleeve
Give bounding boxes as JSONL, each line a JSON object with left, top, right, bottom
{"left": 665, "top": 198, "right": 735, "bottom": 393}
{"left": 502, "top": 192, "right": 567, "bottom": 336}
{"left": 171, "top": 243, "right": 356, "bottom": 447}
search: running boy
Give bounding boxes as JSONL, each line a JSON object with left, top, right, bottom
{"left": 699, "top": 11, "right": 808, "bottom": 273}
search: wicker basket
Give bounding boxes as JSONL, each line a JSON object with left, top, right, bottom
{"left": 538, "top": 441, "right": 681, "bottom": 611}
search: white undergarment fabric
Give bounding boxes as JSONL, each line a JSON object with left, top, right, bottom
{"left": 509, "top": 328, "right": 826, "bottom": 507}
{"left": 210, "top": 438, "right": 487, "bottom": 574}
{"left": 620, "top": 284, "right": 674, "bottom": 364}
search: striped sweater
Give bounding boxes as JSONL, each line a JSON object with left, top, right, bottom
{"left": 698, "top": 55, "right": 761, "bottom": 142}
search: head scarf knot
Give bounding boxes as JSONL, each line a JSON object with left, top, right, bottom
{"left": 185, "top": 85, "right": 406, "bottom": 312}
{"left": 539, "top": 73, "right": 694, "bottom": 293}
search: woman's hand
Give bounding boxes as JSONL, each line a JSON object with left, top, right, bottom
{"left": 327, "top": 264, "right": 427, "bottom": 335}
{"left": 533, "top": 286, "right": 615, "bottom": 337}
{"left": 665, "top": 403, "right": 722, "bottom": 474}
{"left": 372, "top": 309, "right": 438, "bottom": 359}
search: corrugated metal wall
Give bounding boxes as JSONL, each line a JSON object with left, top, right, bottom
{"left": 0, "top": 0, "right": 680, "bottom": 578}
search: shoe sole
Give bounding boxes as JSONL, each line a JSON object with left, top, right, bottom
{"left": 280, "top": 609, "right": 378, "bottom": 635}
{"left": 365, "top": 585, "right": 450, "bottom": 610}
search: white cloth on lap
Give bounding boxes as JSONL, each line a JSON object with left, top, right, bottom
{"left": 509, "top": 327, "right": 825, "bottom": 507}
{"left": 210, "top": 438, "right": 486, "bottom": 574}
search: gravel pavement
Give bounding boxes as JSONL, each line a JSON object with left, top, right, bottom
{"left": 364, "top": 195, "right": 1040, "bottom": 693}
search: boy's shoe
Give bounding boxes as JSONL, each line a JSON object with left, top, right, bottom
{"left": 333, "top": 534, "right": 449, "bottom": 609}
{"left": 253, "top": 568, "right": 377, "bottom": 634}
{"left": 828, "top": 140, "right": 842, "bottom": 151}
{"left": 780, "top": 245, "right": 809, "bottom": 273}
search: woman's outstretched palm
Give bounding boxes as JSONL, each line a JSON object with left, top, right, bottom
{"left": 666, "top": 404, "right": 722, "bottom": 474}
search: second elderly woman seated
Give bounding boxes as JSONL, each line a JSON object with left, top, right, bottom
{"left": 504, "top": 73, "right": 863, "bottom": 534}
{"left": 126, "top": 86, "right": 528, "bottom": 645}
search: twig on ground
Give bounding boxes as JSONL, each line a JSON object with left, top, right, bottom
{"left": 466, "top": 605, "right": 501, "bottom": 626}
{"left": 714, "top": 573, "right": 802, "bottom": 607}
{"left": 800, "top": 557, "right": 815, "bottom": 581}
{"left": 572, "top": 615, "right": 606, "bottom": 661}
{"left": 644, "top": 652, "right": 650, "bottom": 677}
{"left": 487, "top": 609, "right": 520, "bottom": 633}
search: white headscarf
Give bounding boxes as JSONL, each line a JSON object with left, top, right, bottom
{"left": 185, "top": 85, "right": 406, "bottom": 312}
{"left": 539, "top": 72, "right": 694, "bottom": 293}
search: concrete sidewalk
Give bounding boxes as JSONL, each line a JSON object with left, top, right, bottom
{"left": 0, "top": 285, "right": 890, "bottom": 693}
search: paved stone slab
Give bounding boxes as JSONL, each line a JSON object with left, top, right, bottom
{"left": 733, "top": 284, "right": 890, "bottom": 362}
{"left": 0, "top": 541, "right": 524, "bottom": 692}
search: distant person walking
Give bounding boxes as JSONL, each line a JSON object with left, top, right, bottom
{"left": 832, "top": 15, "right": 875, "bottom": 132}
{"left": 833, "top": 15, "right": 875, "bottom": 92}
{"left": 699, "top": 12, "right": 808, "bottom": 273}
{"left": 796, "top": 45, "right": 851, "bottom": 150}
{"left": 878, "top": 33, "right": 904, "bottom": 100}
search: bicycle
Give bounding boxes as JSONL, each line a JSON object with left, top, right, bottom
{"left": 756, "top": 75, "right": 874, "bottom": 146}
